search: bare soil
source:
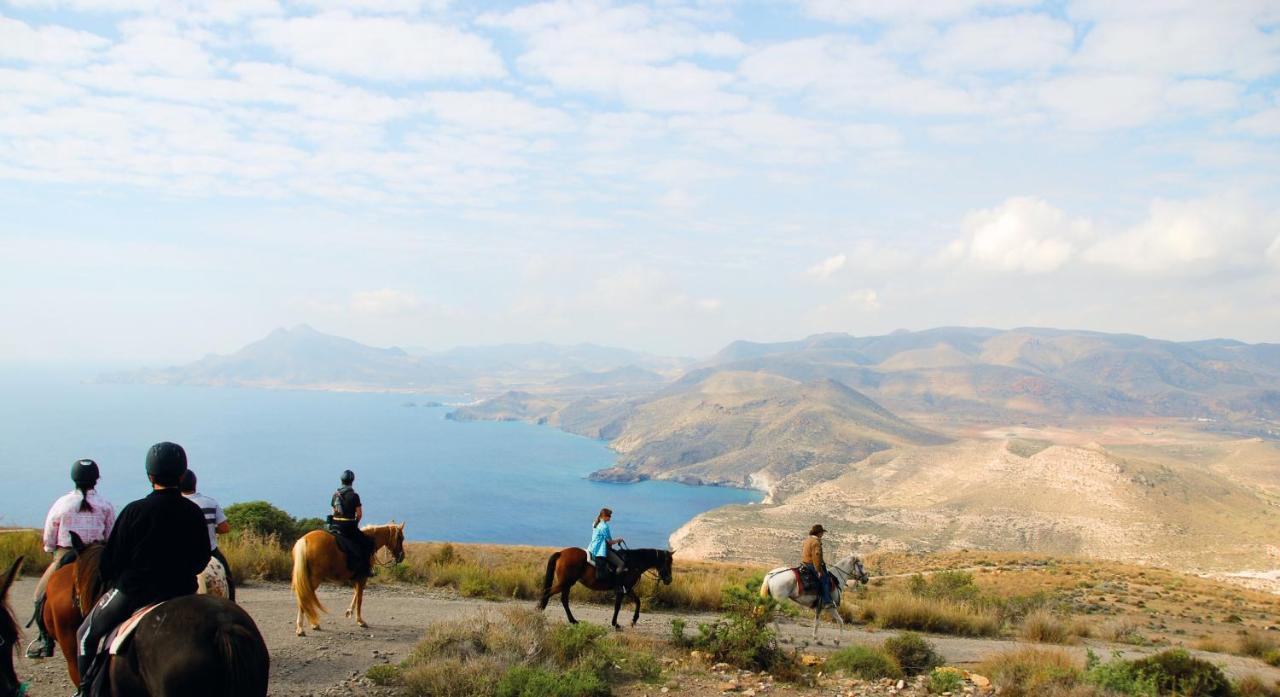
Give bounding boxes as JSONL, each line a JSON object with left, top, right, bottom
{"left": 13, "top": 577, "right": 1280, "bottom": 696}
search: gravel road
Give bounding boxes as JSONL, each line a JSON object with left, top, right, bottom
{"left": 13, "top": 577, "right": 1280, "bottom": 696}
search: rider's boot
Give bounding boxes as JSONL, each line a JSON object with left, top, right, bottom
{"left": 25, "top": 596, "right": 55, "bottom": 659}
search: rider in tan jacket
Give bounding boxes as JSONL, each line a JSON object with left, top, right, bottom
{"left": 800, "top": 524, "right": 832, "bottom": 607}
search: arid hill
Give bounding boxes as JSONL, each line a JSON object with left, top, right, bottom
{"left": 670, "top": 437, "right": 1280, "bottom": 571}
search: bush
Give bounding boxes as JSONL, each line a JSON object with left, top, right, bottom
{"left": 219, "top": 529, "right": 291, "bottom": 582}
{"left": 826, "top": 645, "right": 903, "bottom": 680}
{"left": 928, "top": 667, "right": 965, "bottom": 694}
{"left": 669, "top": 618, "right": 688, "bottom": 647}
{"left": 1020, "top": 609, "right": 1074, "bottom": 644}
{"left": 859, "top": 592, "right": 1002, "bottom": 637}
{"left": 882, "top": 632, "right": 945, "bottom": 676}
{"left": 1264, "top": 649, "right": 1280, "bottom": 667}
{"left": 979, "top": 647, "right": 1082, "bottom": 697}
{"left": 1239, "top": 631, "right": 1279, "bottom": 659}
{"left": 1237, "top": 674, "right": 1280, "bottom": 697}
{"left": 225, "top": 501, "right": 315, "bottom": 545}
{"left": 1122, "top": 649, "right": 1232, "bottom": 697}
{"left": 365, "top": 664, "right": 402, "bottom": 686}
{"left": 548, "top": 622, "right": 609, "bottom": 666}
{"left": 908, "top": 571, "right": 982, "bottom": 603}
{"left": 689, "top": 582, "right": 796, "bottom": 676}
{"left": 497, "top": 666, "right": 609, "bottom": 697}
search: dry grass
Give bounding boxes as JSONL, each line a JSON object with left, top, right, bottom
{"left": 1238, "top": 631, "right": 1280, "bottom": 659}
{"left": 856, "top": 591, "right": 1002, "bottom": 637}
{"left": 220, "top": 530, "right": 292, "bottom": 583}
{"left": 977, "top": 647, "right": 1084, "bottom": 697}
{"left": 1019, "top": 609, "right": 1077, "bottom": 644}
{"left": 0, "top": 529, "right": 53, "bottom": 576}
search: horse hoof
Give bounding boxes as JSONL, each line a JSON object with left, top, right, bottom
{"left": 296, "top": 630, "right": 305, "bottom": 636}
{"left": 358, "top": 621, "right": 369, "bottom": 628}
{"left": 311, "top": 625, "right": 321, "bottom": 631}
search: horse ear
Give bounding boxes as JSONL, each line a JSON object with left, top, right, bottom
{"left": 69, "top": 530, "right": 86, "bottom": 552}
{"left": 0, "top": 556, "right": 22, "bottom": 600}
{"left": 668, "top": 548, "right": 676, "bottom": 557}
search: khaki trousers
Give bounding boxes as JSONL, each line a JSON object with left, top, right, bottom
{"left": 34, "top": 547, "right": 71, "bottom": 601}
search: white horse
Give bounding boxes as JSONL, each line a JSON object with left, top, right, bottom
{"left": 759, "top": 554, "right": 869, "bottom": 638}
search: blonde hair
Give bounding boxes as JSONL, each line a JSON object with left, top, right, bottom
{"left": 593, "top": 508, "right": 613, "bottom": 528}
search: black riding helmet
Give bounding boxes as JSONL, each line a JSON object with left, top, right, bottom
{"left": 340, "top": 469, "right": 355, "bottom": 485}
{"left": 146, "top": 441, "right": 188, "bottom": 486}
{"left": 70, "top": 458, "right": 100, "bottom": 487}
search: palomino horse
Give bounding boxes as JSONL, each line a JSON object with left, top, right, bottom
{"left": 291, "top": 523, "right": 406, "bottom": 636}
{"left": 537, "top": 547, "right": 674, "bottom": 629}
{"left": 41, "top": 533, "right": 231, "bottom": 686}
{"left": 760, "top": 554, "right": 869, "bottom": 638}
{"left": 51, "top": 536, "right": 268, "bottom": 696}
{"left": 1, "top": 558, "right": 26, "bottom": 697}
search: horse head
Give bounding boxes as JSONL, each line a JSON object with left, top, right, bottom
{"left": 0, "top": 557, "right": 24, "bottom": 697}
{"left": 658, "top": 549, "right": 675, "bottom": 585}
{"left": 387, "top": 523, "right": 406, "bottom": 564}
{"left": 831, "top": 554, "right": 870, "bottom": 585}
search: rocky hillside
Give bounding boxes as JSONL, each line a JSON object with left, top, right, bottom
{"left": 670, "top": 437, "right": 1280, "bottom": 571}
{"left": 706, "top": 328, "right": 1280, "bottom": 431}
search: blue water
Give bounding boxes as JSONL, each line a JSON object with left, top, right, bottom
{"left": 0, "top": 370, "right": 759, "bottom": 548}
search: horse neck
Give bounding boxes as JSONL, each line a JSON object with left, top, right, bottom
{"left": 623, "top": 549, "right": 659, "bottom": 571}
{"left": 365, "top": 525, "right": 391, "bottom": 550}
{"left": 74, "top": 544, "right": 106, "bottom": 613}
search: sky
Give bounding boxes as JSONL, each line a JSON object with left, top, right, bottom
{"left": 1, "top": 0, "right": 1279, "bottom": 364}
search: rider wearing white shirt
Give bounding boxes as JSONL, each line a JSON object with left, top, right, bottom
{"left": 179, "top": 469, "right": 234, "bottom": 601}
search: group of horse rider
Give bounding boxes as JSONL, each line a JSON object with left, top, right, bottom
{"left": 23, "top": 443, "right": 377, "bottom": 697}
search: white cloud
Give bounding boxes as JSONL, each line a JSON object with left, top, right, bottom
{"left": 948, "top": 197, "right": 1087, "bottom": 273}
{"left": 848, "top": 288, "right": 880, "bottom": 310}
{"left": 108, "top": 20, "right": 217, "bottom": 78}
{"left": 253, "top": 12, "right": 505, "bottom": 81}
{"left": 1084, "top": 197, "right": 1277, "bottom": 274}
{"left": 807, "top": 254, "right": 847, "bottom": 280}
{"left": 417, "top": 91, "right": 571, "bottom": 133}
{"left": 0, "top": 16, "right": 109, "bottom": 65}
{"left": 1269, "top": 236, "right": 1280, "bottom": 266}
{"left": 923, "top": 14, "right": 1074, "bottom": 74}
{"left": 1163, "top": 79, "right": 1242, "bottom": 113}
{"left": 1237, "top": 106, "right": 1280, "bottom": 136}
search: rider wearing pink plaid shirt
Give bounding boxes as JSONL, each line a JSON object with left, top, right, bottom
{"left": 26, "top": 459, "right": 116, "bottom": 659}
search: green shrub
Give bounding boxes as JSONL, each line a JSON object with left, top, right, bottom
{"left": 1264, "top": 649, "right": 1280, "bottom": 667}
{"left": 225, "top": 501, "right": 315, "bottom": 545}
{"left": 1084, "top": 649, "right": 1231, "bottom": 697}
{"left": 928, "top": 667, "right": 965, "bottom": 694}
{"left": 1239, "top": 631, "right": 1279, "bottom": 659}
{"left": 908, "top": 571, "right": 982, "bottom": 603}
{"left": 365, "top": 664, "right": 402, "bottom": 686}
{"left": 0, "top": 530, "right": 52, "bottom": 576}
{"left": 882, "top": 632, "right": 945, "bottom": 676}
{"left": 496, "top": 665, "right": 609, "bottom": 697}
{"left": 669, "top": 618, "right": 688, "bottom": 647}
{"left": 689, "top": 582, "right": 796, "bottom": 676}
{"left": 826, "top": 645, "right": 903, "bottom": 680}
{"left": 548, "top": 622, "right": 609, "bottom": 666}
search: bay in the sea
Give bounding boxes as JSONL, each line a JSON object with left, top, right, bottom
{"left": 0, "top": 369, "right": 760, "bottom": 548}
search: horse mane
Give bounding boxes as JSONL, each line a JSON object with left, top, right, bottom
{"left": 619, "top": 548, "right": 666, "bottom": 568}
{"left": 73, "top": 542, "right": 107, "bottom": 615}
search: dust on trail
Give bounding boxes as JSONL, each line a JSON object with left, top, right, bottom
{"left": 13, "top": 577, "right": 1280, "bottom": 696}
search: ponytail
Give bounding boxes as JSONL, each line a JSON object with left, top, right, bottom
{"left": 593, "top": 507, "right": 612, "bottom": 528}
{"left": 76, "top": 484, "right": 94, "bottom": 513}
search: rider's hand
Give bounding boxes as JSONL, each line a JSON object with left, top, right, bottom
{"left": 614, "top": 538, "right": 624, "bottom": 544}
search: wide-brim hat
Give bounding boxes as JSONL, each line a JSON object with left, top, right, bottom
{"left": 810, "top": 524, "right": 827, "bottom": 536}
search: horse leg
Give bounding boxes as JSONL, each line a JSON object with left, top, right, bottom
{"left": 296, "top": 604, "right": 306, "bottom": 637}
{"left": 560, "top": 582, "right": 577, "bottom": 625}
{"left": 630, "top": 589, "right": 641, "bottom": 627}
{"left": 813, "top": 606, "right": 820, "bottom": 639}
{"left": 354, "top": 580, "right": 368, "bottom": 628}
{"left": 611, "top": 591, "right": 623, "bottom": 630}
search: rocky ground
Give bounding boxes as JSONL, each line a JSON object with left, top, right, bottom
{"left": 13, "top": 577, "right": 1280, "bottom": 696}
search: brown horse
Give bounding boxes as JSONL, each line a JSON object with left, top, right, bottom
{"left": 537, "top": 547, "right": 673, "bottom": 629}
{"left": 45, "top": 533, "right": 268, "bottom": 695}
{"left": 1, "top": 558, "right": 25, "bottom": 697}
{"left": 291, "top": 523, "right": 406, "bottom": 636}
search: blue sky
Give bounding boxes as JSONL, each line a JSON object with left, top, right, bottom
{"left": 1, "top": 0, "right": 1279, "bottom": 363}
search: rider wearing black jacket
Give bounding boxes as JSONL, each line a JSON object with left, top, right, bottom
{"left": 328, "top": 469, "right": 374, "bottom": 578}
{"left": 75, "top": 442, "right": 210, "bottom": 695}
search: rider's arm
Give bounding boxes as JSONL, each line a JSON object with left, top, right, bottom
{"left": 215, "top": 521, "right": 230, "bottom": 535}
{"left": 42, "top": 500, "right": 60, "bottom": 553}
{"left": 214, "top": 503, "right": 229, "bottom": 535}
{"left": 354, "top": 505, "right": 363, "bottom": 523}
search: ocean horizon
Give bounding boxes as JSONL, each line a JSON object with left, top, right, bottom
{"left": 0, "top": 368, "right": 759, "bottom": 549}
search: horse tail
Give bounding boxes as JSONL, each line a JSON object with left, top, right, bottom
{"left": 291, "top": 535, "right": 325, "bottom": 626}
{"left": 759, "top": 573, "right": 771, "bottom": 599}
{"left": 538, "top": 551, "right": 561, "bottom": 610}
{"left": 215, "top": 620, "right": 268, "bottom": 696}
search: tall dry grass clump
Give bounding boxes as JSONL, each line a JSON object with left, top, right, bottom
{"left": 978, "top": 647, "right": 1083, "bottom": 697}
{"left": 1019, "top": 609, "right": 1076, "bottom": 644}
{"left": 219, "top": 530, "right": 292, "bottom": 582}
{"left": 857, "top": 591, "right": 1001, "bottom": 637}
{"left": 0, "top": 529, "right": 52, "bottom": 576}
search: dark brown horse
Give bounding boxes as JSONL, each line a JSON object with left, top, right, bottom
{"left": 58, "top": 533, "right": 269, "bottom": 696}
{"left": 537, "top": 547, "right": 673, "bottom": 629}
{"left": 1, "top": 558, "right": 26, "bottom": 697}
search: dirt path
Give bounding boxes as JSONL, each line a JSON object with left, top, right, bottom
{"left": 13, "top": 577, "right": 1280, "bottom": 696}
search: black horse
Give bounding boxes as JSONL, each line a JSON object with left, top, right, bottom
{"left": 1, "top": 558, "right": 25, "bottom": 697}
{"left": 69, "top": 535, "right": 270, "bottom": 696}
{"left": 538, "top": 547, "right": 674, "bottom": 628}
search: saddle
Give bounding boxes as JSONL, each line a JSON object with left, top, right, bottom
{"left": 792, "top": 565, "right": 834, "bottom": 595}
{"left": 82, "top": 603, "right": 163, "bottom": 697}
{"left": 326, "top": 525, "right": 373, "bottom": 579}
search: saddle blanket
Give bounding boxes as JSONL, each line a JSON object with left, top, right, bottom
{"left": 791, "top": 566, "right": 834, "bottom": 595}
{"left": 108, "top": 603, "right": 162, "bottom": 655}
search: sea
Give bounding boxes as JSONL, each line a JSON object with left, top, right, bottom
{"left": 0, "top": 369, "right": 760, "bottom": 548}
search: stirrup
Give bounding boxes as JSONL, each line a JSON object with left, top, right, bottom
{"left": 25, "top": 636, "right": 53, "bottom": 659}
